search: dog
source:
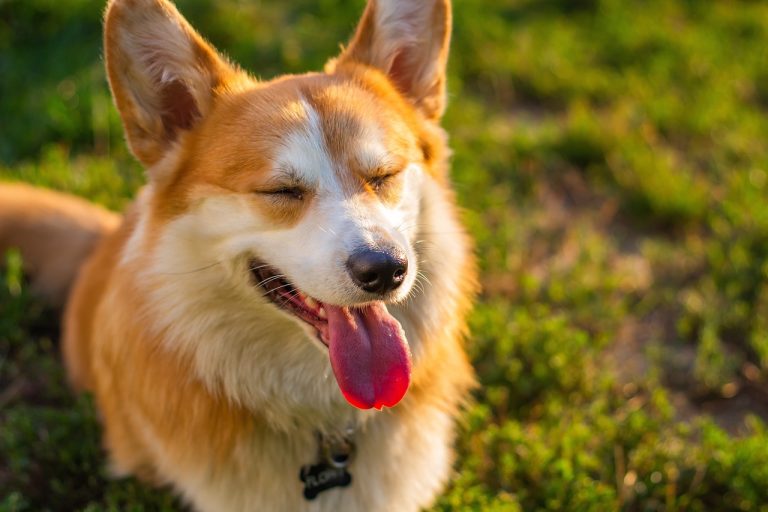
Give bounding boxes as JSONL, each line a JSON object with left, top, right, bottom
{"left": 1, "top": 0, "right": 476, "bottom": 509}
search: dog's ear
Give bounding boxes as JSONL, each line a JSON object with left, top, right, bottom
{"left": 333, "top": 0, "right": 451, "bottom": 121}
{"left": 104, "top": 0, "right": 243, "bottom": 168}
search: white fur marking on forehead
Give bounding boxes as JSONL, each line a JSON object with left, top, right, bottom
{"left": 274, "top": 98, "right": 338, "bottom": 192}
{"left": 355, "top": 123, "right": 390, "bottom": 171}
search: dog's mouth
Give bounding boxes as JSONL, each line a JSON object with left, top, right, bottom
{"left": 251, "top": 262, "right": 331, "bottom": 342}
{"left": 250, "top": 260, "right": 412, "bottom": 410}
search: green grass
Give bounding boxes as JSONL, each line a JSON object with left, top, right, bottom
{"left": 4, "top": 0, "right": 768, "bottom": 510}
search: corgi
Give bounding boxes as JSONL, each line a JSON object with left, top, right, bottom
{"left": 2, "top": 0, "right": 477, "bottom": 510}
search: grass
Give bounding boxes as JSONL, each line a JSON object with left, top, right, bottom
{"left": 3, "top": 0, "right": 768, "bottom": 510}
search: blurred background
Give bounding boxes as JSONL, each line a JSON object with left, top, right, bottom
{"left": 3, "top": 0, "right": 768, "bottom": 510}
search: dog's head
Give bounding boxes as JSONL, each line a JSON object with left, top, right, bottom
{"left": 105, "top": 0, "right": 454, "bottom": 412}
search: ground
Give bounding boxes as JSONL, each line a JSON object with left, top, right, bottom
{"left": 3, "top": 0, "right": 768, "bottom": 510}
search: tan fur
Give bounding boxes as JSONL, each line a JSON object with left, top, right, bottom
{"left": 4, "top": 1, "right": 476, "bottom": 510}
{"left": 0, "top": 183, "right": 119, "bottom": 306}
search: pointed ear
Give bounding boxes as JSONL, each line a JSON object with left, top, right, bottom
{"left": 104, "top": 0, "right": 243, "bottom": 167}
{"left": 334, "top": 0, "right": 451, "bottom": 121}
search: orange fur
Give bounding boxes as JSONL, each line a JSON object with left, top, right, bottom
{"left": 0, "top": 183, "right": 119, "bottom": 306}
{"left": 4, "top": 1, "right": 476, "bottom": 510}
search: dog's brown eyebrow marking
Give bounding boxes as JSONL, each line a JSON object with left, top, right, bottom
{"left": 360, "top": 154, "right": 406, "bottom": 178}
{"left": 267, "top": 166, "right": 311, "bottom": 188}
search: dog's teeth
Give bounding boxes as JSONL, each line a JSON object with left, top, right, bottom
{"left": 305, "top": 297, "right": 319, "bottom": 309}
{"left": 318, "top": 307, "right": 327, "bottom": 319}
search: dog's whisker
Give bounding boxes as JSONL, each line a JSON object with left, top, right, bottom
{"left": 255, "top": 274, "right": 287, "bottom": 288}
{"left": 276, "top": 290, "right": 302, "bottom": 308}
{"left": 159, "top": 261, "right": 222, "bottom": 275}
{"left": 261, "top": 284, "right": 298, "bottom": 305}
{"left": 268, "top": 282, "right": 296, "bottom": 294}
{"left": 416, "top": 270, "right": 433, "bottom": 287}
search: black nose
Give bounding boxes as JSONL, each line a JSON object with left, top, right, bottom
{"left": 346, "top": 248, "right": 408, "bottom": 294}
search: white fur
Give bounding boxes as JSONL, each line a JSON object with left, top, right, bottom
{"left": 274, "top": 99, "right": 340, "bottom": 194}
{"left": 155, "top": 400, "right": 457, "bottom": 512}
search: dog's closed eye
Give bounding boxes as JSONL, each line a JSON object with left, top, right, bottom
{"left": 367, "top": 174, "right": 397, "bottom": 192}
{"left": 263, "top": 186, "right": 305, "bottom": 201}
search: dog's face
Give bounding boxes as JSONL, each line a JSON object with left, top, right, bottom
{"left": 180, "top": 76, "right": 423, "bottom": 308}
{"left": 105, "top": 0, "right": 452, "bottom": 412}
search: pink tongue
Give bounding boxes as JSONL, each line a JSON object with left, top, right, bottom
{"left": 325, "top": 303, "right": 412, "bottom": 410}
